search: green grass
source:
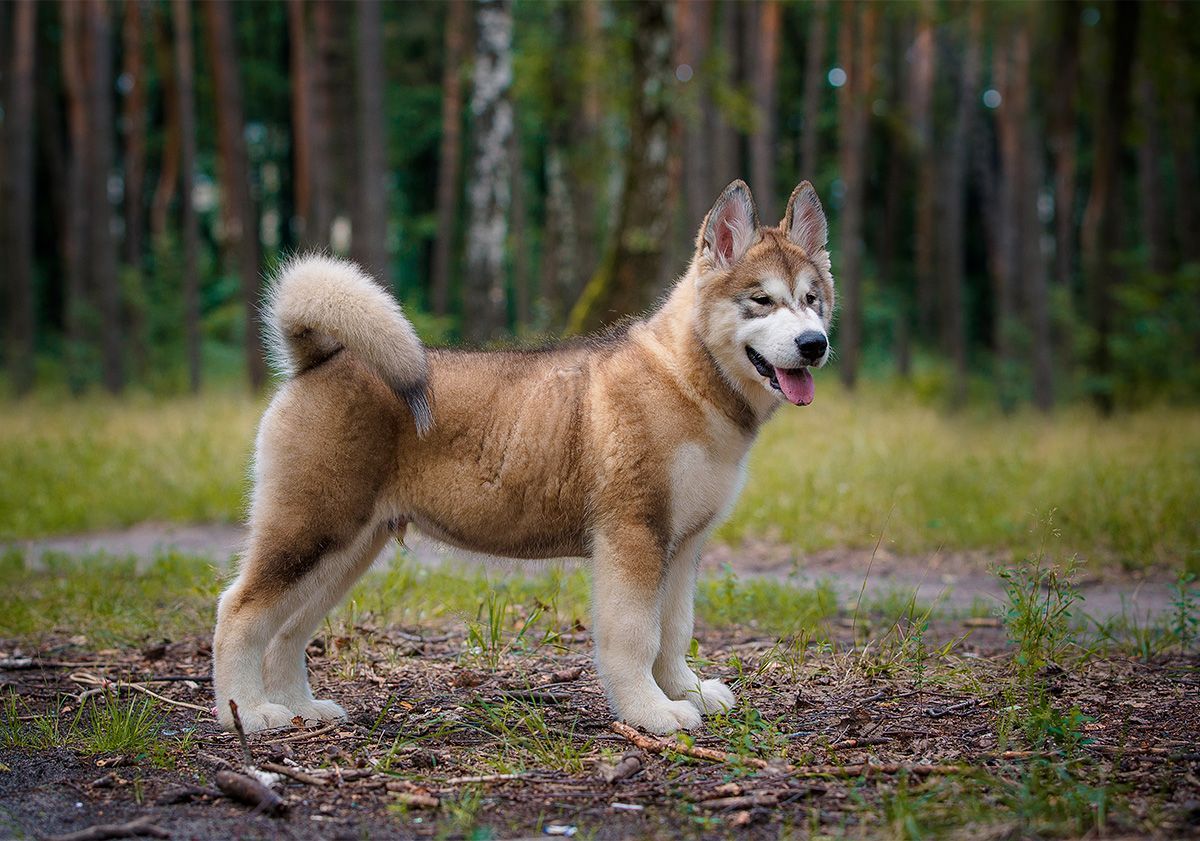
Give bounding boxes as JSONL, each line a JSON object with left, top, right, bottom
{"left": 3, "top": 385, "right": 1196, "bottom": 567}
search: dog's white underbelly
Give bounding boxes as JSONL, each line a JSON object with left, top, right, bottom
{"left": 669, "top": 441, "right": 748, "bottom": 549}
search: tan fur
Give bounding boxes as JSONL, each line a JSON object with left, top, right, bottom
{"left": 213, "top": 180, "right": 835, "bottom": 734}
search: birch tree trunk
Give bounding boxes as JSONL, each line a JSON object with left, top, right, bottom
{"left": 431, "top": 0, "right": 468, "bottom": 316}
{"left": 202, "top": 0, "right": 266, "bottom": 389}
{"left": 463, "top": 0, "right": 513, "bottom": 341}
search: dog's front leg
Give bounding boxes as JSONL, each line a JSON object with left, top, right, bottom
{"left": 653, "top": 534, "right": 736, "bottom": 714}
{"left": 591, "top": 528, "right": 702, "bottom": 734}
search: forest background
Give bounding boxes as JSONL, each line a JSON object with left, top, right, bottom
{"left": 2, "top": 0, "right": 1197, "bottom": 411}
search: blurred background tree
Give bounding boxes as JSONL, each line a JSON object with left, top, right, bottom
{"left": 0, "top": 0, "right": 1197, "bottom": 411}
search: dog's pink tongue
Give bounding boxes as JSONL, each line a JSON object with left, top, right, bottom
{"left": 776, "top": 367, "right": 814, "bottom": 406}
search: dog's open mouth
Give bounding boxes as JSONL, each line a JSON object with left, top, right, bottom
{"left": 746, "top": 346, "right": 814, "bottom": 406}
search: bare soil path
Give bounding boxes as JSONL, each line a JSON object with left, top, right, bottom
{"left": 7, "top": 522, "right": 1182, "bottom": 620}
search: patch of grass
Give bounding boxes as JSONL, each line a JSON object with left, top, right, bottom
{"left": 4, "top": 386, "right": 1197, "bottom": 569}
{"left": 0, "top": 548, "right": 224, "bottom": 645}
{"left": 464, "top": 699, "right": 591, "bottom": 774}
{"left": 696, "top": 564, "right": 838, "bottom": 635}
{"left": 0, "top": 391, "right": 260, "bottom": 539}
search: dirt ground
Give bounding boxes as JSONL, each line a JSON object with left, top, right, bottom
{"left": 10, "top": 522, "right": 1184, "bottom": 620}
{"left": 2, "top": 619, "right": 1198, "bottom": 840}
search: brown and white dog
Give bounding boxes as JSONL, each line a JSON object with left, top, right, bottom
{"left": 213, "top": 179, "right": 834, "bottom": 734}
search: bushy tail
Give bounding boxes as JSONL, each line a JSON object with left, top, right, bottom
{"left": 264, "top": 254, "right": 432, "bottom": 435}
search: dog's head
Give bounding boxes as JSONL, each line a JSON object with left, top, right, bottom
{"left": 692, "top": 180, "right": 835, "bottom": 407}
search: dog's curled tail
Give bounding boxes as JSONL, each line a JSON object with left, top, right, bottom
{"left": 265, "top": 254, "right": 433, "bottom": 435}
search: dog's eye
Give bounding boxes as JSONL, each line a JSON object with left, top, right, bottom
{"left": 750, "top": 294, "right": 772, "bottom": 306}
{"left": 805, "top": 292, "right": 818, "bottom": 306}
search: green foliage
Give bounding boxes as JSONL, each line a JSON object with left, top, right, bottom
{"left": 695, "top": 564, "right": 838, "bottom": 635}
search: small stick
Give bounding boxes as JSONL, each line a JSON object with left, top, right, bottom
{"left": 597, "top": 751, "right": 643, "bottom": 784}
{"left": 390, "top": 791, "right": 440, "bottom": 808}
{"left": 827, "top": 737, "right": 892, "bottom": 750}
{"left": 260, "top": 722, "right": 338, "bottom": 744}
{"left": 611, "top": 721, "right": 771, "bottom": 769}
{"left": 260, "top": 761, "right": 330, "bottom": 787}
{"left": 442, "top": 772, "right": 524, "bottom": 785}
{"left": 542, "top": 666, "right": 584, "bottom": 685}
{"left": 45, "top": 815, "right": 170, "bottom": 841}
{"left": 67, "top": 672, "right": 212, "bottom": 714}
{"left": 215, "top": 770, "right": 285, "bottom": 815}
{"left": 927, "top": 699, "right": 975, "bottom": 719}
{"left": 228, "top": 700, "right": 253, "bottom": 768}
{"left": 700, "top": 793, "right": 780, "bottom": 810}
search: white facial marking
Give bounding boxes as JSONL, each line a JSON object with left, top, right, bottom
{"left": 738, "top": 273, "right": 828, "bottom": 377}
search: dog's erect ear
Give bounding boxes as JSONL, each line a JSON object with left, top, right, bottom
{"left": 781, "top": 181, "right": 827, "bottom": 256}
{"left": 700, "top": 180, "right": 759, "bottom": 271}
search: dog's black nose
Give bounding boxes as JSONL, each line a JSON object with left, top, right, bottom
{"left": 795, "top": 331, "right": 827, "bottom": 360}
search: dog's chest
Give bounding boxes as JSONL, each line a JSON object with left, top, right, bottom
{"left": 668, "top": 438, "right": 749, "bottom": 546}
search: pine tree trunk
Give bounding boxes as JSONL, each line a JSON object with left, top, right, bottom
{"left": 1049, "top": 0, "right": 1080, "bottom": 291}
{"left": 86, "top": 0, "right": 125, "bottom": 394}
{"left": 173, "top": 0, "right": 201, "bottom": 392}
{"left": 835, "top": 3, "right": 876, "bottom": 389}
{"left": 122, "top": 0, "right": 146, "bottom": 269}
{"left": 149, "top": 5, "right": 179, "bottom": 243}
{"left": 1019, "top": 34, "right": 1053, "bottom": 412}
{"left": 307, "top": 0, "right": 337, "bottom": 249}
{"left": 710, "top": 0, "right": 740, "bottom": 189}
{"left": 749, "top": 0, "right": 780, "bottom": 220}
{"left": 677, "top": 0, "right": 714, "bottom": 233}
{"left": 4, "top": 0, "right": 36, "bottom": 395}
{"left": 431, "top": 0, "right": 468, "bottom": 316}
{"left": 60, "top": 1, "right": 89, "bottom": 393}
{"left": 1080, "top": 0, "right": 1140, "bottom": 413}
{"left": 352, "top": 0, "right": 389, "bottom": 282}
{"left": 800, "top": 0, "right": 827, "bottom": 181}
{"left": 463, "top": 0, "right": 513, "bottom": 341}
{"left": 287, "top": 0, "right": 314, "bottom": 245}
{"left": 910, "top": 0, "right": 937, "bottom": 338}
{"left": 567, "top": 0, "right": 672, "bottom": 335}
{"left": 202, "top": 0, "right": 266, "bottom": 389}
{"left": 940, "top": 2, "right": 980, "bottom": 408}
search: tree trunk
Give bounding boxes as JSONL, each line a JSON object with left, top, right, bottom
{"left": 149, "top": 5, "right": 179, "bottom": 243}
{"left": 85, "top": 0, "right": 125, "bottom": 394}
{"left": 1166, "top": 2, "right": 1198, "bottom": 264}
{"left": 1080, "top": 0, "right": 1140, "bottom": 413}
{"left": 1019, "top": 38, "right": 1053, "bottom": 412}
{"left": 431, "top": 0, "right": 468, "bottom": 316}
{"left": 122, "top": 0, "right": 146, "bottom": 269}
{"left": 60, "top": 1, "right": 89, "bottom": 393}
{"left": 1136, "top": 73, "right": 1169, "bottom": 274}
{"left": 307, "top": 0, "right": 336, "bottom": 249}
{"left": 709, "top": 0, "right": 740, "bottom": 190}
{"left": 567, "top": 0, "right": 672, "bottom": 335}
{"left": 202, "top": 0, "right": 266, "bottom": 389}
{"left": 173, "top": 0, "right": 201, "bottom": 392}
{"left": 909, "top": 0, "right": 937, "bottom": 338}
{"left": 1049, "top": 0, "right": 1080, "bottom": 291}
{"left": 4, "top": 0, "right": 36, "bottom": 395}
{"left": 676, "top": 0, "right": 714, "bottom": 234}
{"left": 352, "top": 0, "right": 389, "bottom": 282}
{"left": 939, "top": 2, "right": 980, "bottom": 408}
{"left": 877, "top": 15, "right": 910, "bottom": 378}
{"left": 749, "top": 0, "right": 780, "bottom": 220}
{"left": 287, "top": 0, "right": 315, "bottom": 245}
{"left": 835, "top": 2, "right": 876, "bottom": 389}
{"left": 462, "top": 0, "right": 513, "bottom": 341}
{"left": 800, "top": 0, "right": 827, "bottom": 181}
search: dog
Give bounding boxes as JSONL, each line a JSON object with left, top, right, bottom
{"left": 213, "top": 179, "right": 834, "bottom": 734}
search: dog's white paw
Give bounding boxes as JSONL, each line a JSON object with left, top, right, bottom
{"left": 291, "top": 699, "right": 346, "bottom": 724}
{"left": 685, "top": 679, "right": 736, "bottom": 715}
{"left": 623, "top": 699, "right": 703, "bottom": 734}
{"left": 222, "top": 701, "right": 296, "bottom": 733}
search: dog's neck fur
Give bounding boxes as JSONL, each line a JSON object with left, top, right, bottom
{"left": 638, "top": 261, "right": 778, "bottom": 435}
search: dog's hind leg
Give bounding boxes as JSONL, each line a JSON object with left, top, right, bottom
{"left": 652, "top": 533, "right": 736, "bottom": 714}
{"left": 591, "top": 527, "right": 703, "bottom": 734}
{"left": 261, "top": 523, "right": 394, "bottom": 722}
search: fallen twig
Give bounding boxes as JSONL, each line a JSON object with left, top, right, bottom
{"left": 228, "top": 700, "right": 254, "bottom": 767}
{"left": 596, "top": 751, "right": 643, "bottom": 783}
{"left": 260, "top": 760, "right": 329, "bottom": 787}
{"left": 827, "top": 737, "right": 891, "bottom": 750}
{"left": 927, "top": 699, "right": 975, "bottom": 719}
{"left": 157, "top": 785, "right": 223, "bottom": 805}
{"left": 611, "top": 721, "right": 963, "bottom": 778}
{"left": 215, "top": 769, "right": 285, "bottom": 815}
{"left": 45, "top": 815, "right": 169, "bottom": 841}
{"left": 443, "top": 772, "right": 525, "bottom": 785}
{"left": 67, "top": 671, "right": 211, "bottom": 714}
{"left": 700, "top": 793, "right": 780, "bottom": 810}
{"left": 260, "top": 722, "right": 338, "bottom": 744}
{"left": 542, "top": 666, "right": 584, "bottom": 685}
